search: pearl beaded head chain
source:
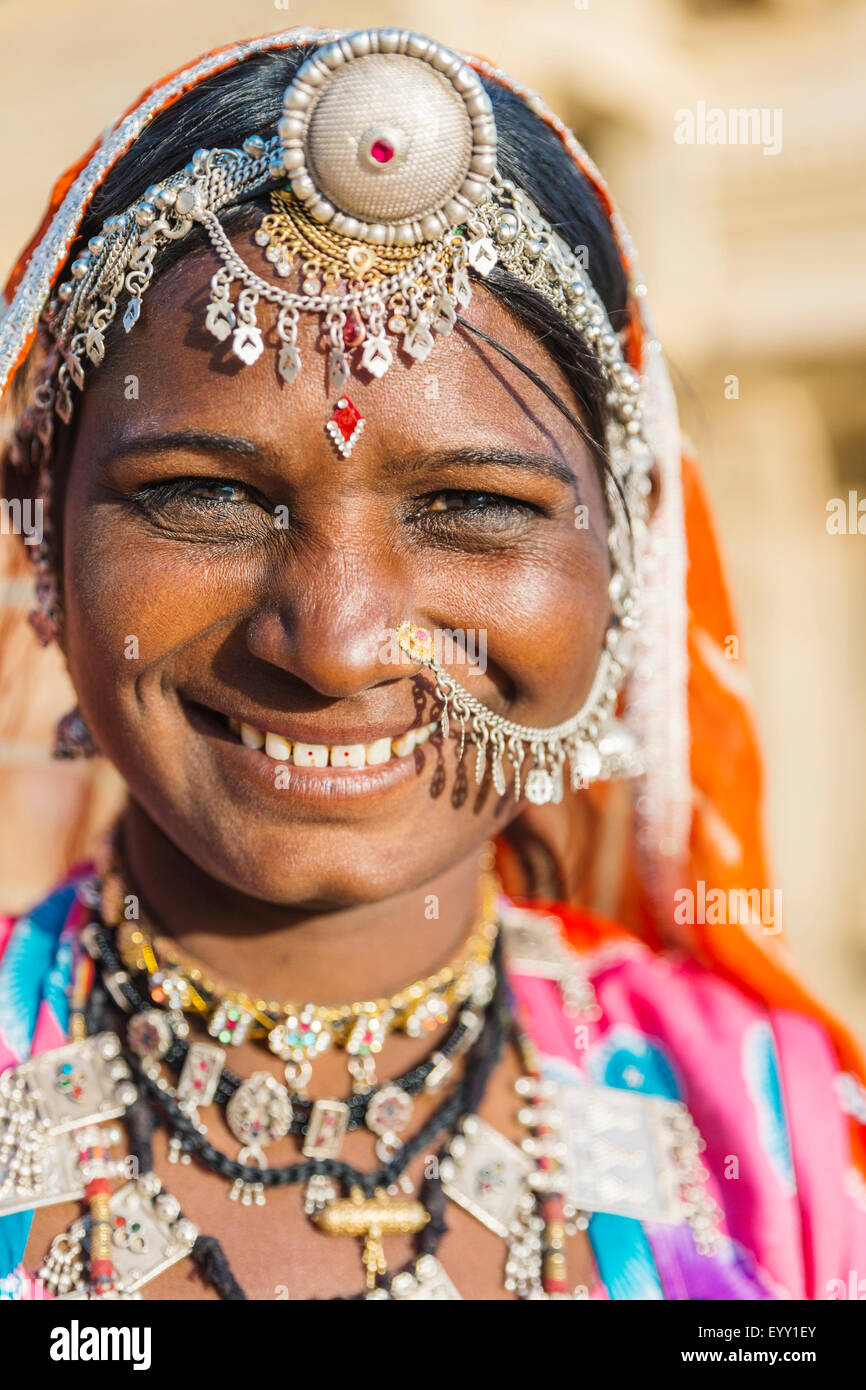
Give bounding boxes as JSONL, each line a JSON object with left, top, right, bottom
{"left": 14, "top": 29, "right": 653, "bottom": 799}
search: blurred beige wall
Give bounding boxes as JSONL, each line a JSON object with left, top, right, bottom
{"left": 1, "top": 0, "right": 864, "bottom": 1029}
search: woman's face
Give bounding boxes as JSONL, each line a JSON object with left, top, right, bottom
{"left": 61, "top": 232, "right": 611, "bottom": 908}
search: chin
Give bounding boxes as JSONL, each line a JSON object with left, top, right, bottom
{"left": 142, "top": 783, "right": 460, "bottom": 910}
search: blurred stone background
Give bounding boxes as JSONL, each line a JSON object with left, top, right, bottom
{"left": 0, "top": 0, "right": 864, "bottom": 1029}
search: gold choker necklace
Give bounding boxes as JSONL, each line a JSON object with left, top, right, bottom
{"left": 106, "top": 869, "right": 500, "bottom": 1092}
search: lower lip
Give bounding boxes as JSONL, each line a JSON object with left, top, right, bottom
{"left": 183, "top": 700, "right": 434, "bottom": 804}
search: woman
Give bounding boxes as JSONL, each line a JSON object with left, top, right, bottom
{"left": 0, "top": 26, "right": 863, "bottom": 1301}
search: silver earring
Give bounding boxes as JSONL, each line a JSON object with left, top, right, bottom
{"left": 53, "top": 707, "right": 99, "bottom": 759}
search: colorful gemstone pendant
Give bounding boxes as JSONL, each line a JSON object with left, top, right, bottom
{"left": 302, "top": 1099, "right": 350, "bottom": 1159}
{"left": 365, "top": 1084, "right": 413, "bottom": 1161}
{"left": 208, "top": 1001, "right": 254, "bottom": 1047}
{"left": 268, "top": 1005, "right": 330, "bottom": 1066}
{"left": 127, "top": 1010, "right": 173, "bottom": 1063}
{"left": 226, "top": 1073, "right": 293, "bottom": 1152}
{"left": 327, "top": 396, "right": 365, "bottom": 457}
{"left": 226, "top": 1072, "right": 293, "bottom": 1206}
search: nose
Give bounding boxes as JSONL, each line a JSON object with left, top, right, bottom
{"left": 243, "top": 542, "right": 406, "bottom": 700}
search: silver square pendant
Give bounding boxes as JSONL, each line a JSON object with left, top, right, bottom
{"left": 109, "top": 1179, "right": 198, "bottom": 1292}
{"left": 6, "top": 1033, "right": 135, "bottom": 1135}
{"left": 439, "top": 1116, "right": 534, "bottom": 1238}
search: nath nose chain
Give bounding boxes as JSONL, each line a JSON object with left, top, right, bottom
{"left": 27, "top": 29, "right": 653, "bottom": 802}
{"left": 396, "top": 620, "right": 639, "bottom": 807}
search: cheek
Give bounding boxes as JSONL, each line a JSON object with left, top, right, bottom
{"left": 424, "top": 528, "right": 610, "bottom": 721}
{"left": 503, "top": 547, "right": 609, "bottom": 710}
{"left": 61, "top": 492, "right": 215, "bottom": 723}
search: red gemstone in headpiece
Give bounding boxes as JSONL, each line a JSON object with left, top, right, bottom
{"left": 342, "top": 314, "right": 366, "bottom": 348}
{"left": 370, "top": 139, "right": 395, "bottom": 164}
{"left": 326, "top": 396, "right": 365, "bottom": 458}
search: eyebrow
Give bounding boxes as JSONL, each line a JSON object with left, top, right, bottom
{"left": 394, "top": 446, "right": 579, "bottom": 493}
{"left": 97, "top": 432, "right": 580, "bottom": 495}
{"left": 98, "top": 429, "right": 265, "bottom": 469}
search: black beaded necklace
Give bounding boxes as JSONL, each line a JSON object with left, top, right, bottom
{"left": 91, "top": 919, "right": 489, "bottom": 1148}
{"left": 84, "top": 934, "right": 512, "bottom": 1299}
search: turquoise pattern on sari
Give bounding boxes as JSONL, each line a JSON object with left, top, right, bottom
{"left": 588, "top": 1212, "right": 665, "bottom": 1299}
{"left": 0, "top": 883, "right": 76, "bottom": 1284}
{"left": 742, "top": 1020, "right": 796, "bottom": 1197}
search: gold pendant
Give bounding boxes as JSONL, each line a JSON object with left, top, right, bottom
{"left": 312, "top": 1185, "right": 429, "bottom": 1290}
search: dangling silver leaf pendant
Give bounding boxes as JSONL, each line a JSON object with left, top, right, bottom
{"left": 402, "top": 321, "right": 434, "bottom": 362}
{"left": 491, "top": 754, "right": 506, "bottom": 797}
{"left": 466, "top": 236, "right": 497, "bottom": 276}
{"left": 474, "top": 742, "right": 487, "bottom": 786}
{"left": 362, "top": 335, "right": 393, "bottom": 379}
{"left": 123, "top": 297, "right": 142, "bottom": 334}
{"left": 433, "top": 293, "right": 456, "bottom": 336}
{"left": 66, "top": 355, "right": 85, "bottom": 390}
{"left": 85, "top": 327, "right": 105, "bottom": 365}
{"left": 205, "top": 301, "right": 235, "bottom": 342}
{"left": 329, "top": 348, "right": 349, "bottom": 394}
{"left": 278, "top": 343, "right": 301, "bottom": 385}
{"left": 232, "top": 324, "right": 264, "bottom": 365}
{"left": 451, "top": 267, "right": 472, "bottom": 309}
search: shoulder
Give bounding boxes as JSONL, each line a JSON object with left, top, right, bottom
{"left": 0, "top": 874, "right": 86, "bottom": 1070}
{"left": 504, "top": 896, "right": 866, "bottom": 1298}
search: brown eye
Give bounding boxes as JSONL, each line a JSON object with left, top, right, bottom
{"left": 130, "top": 475, "right": 275, "bottom": 542}
{"left": 407, "top": 489, "right": 541, "bottom": 553}
{"left": 190, "top": 481, "right": 247, "bottom": 502}
{"left": 133, "top": 476, "right": 264, "bottom": 511}
{"left": 424, "top": 490, "right": 523, "bottom": 515}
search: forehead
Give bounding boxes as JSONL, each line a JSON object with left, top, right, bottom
{"left": 73, "top": 227, "right": 592, "bottom": 474}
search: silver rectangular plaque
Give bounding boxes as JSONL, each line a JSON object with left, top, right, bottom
{"left": 302, "top": 1099, "right": 349, "bottom": 1159}
{"left": 176, "top": 1041, "right": 224, "bottom": 1107}
{"left": 548, "top": 1076, "right": 687, "bottom": 1224}
{"left": 0, "top": 1130, "right": 85, "bottom": 1217}
{"left": 15, "top": 1033, "right": 133, "bottom": 1135}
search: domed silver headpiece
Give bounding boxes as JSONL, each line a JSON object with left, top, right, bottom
{"left": 279, "top": 32, "right": 496, "bottom": 245}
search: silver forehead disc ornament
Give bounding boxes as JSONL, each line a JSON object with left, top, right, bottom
{"left": 278, "top": 29, "right": 497, "bottom": 246}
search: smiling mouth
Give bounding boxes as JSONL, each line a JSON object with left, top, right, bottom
{"left": 223, "top": 716, "right": 440, "bottom": 769}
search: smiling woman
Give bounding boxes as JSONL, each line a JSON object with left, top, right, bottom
{"left": 0, "top": 26, "right": 864, "bottom": 1305}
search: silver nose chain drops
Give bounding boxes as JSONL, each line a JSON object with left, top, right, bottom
{"left": 396, "top": 620, "right": 637, "bottom": 805}
{"left": 28, "top": 27, "right": 652, "bottom": 804}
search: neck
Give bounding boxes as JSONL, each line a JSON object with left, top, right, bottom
{"left": 118, "top": 803, "right": 490, "bottom": 1005}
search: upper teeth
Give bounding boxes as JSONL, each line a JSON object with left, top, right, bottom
{"left": 229, "top": 719, "right": 439, "bottom": 766}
